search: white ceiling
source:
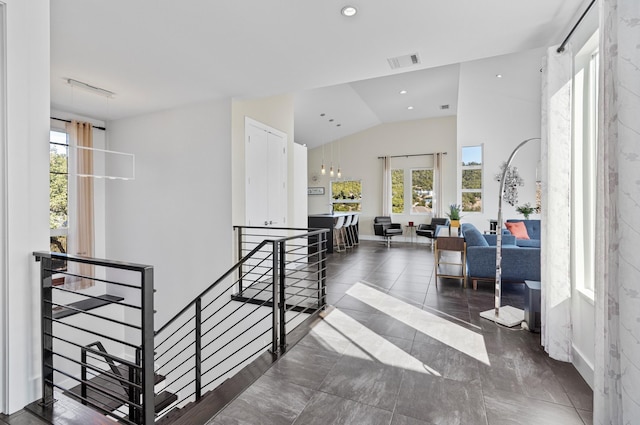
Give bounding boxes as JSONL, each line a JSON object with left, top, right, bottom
{"left": 50, "top": 0, "right": 588, "bottom": 146}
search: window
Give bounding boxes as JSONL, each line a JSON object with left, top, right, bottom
{"left": 391, "top": 167, "right": 434, "bottom": 215}
{"left": 461, "top": 145, "right": 483, "bottom": 212}
{"left": 50, "top": 130, "right": 69, "bottom": 271}
{"left": 572, "top": 37, "right": 598, "bottom": 297}
{"left": 331, "top": 180, "right": 362, "bottom": 212}
{"left": 391, "top": 169, "right": 404, "bottom": 213}
{"left": 411, "top": 168, "right": 433, "bottom": 214}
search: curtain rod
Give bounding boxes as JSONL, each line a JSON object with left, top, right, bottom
{"left": 377, "top": 152, "right": 447, "bottom": 159}
{"left": 557, "top": 0, "right": 597, "bottom": 53}
{"left": 50, "top": 116, "right": 106, "bottom": 131}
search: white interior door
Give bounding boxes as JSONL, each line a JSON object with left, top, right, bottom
{"left": 245, "top": 118, "right": 287, "bottom": 228}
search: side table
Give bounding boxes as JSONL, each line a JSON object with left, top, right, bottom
{"left": 404, "top": 224, "right": 416, "bottom": 243}
{"left": 434, "top": 236, "right": 466, "bottom": 287}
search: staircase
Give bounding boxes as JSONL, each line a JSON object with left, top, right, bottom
{"left": 31, "top": 225, "right": 328, "bottom": 424}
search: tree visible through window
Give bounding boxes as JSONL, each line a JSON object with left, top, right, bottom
{"left": 391, "top": 169, "right": 404, "bottom": 213}
{"left": 461, "top": 146, "right": 483, "bottom": 212}
{"left": 411, "top": 169, "right": 433, "bottom": 214}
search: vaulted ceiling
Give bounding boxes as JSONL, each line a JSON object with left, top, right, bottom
{"left": 50, "top": 0, "right": 588, "bottom": 146}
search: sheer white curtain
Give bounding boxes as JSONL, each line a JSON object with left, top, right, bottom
{"left": 381, "top": 156, "right": 391, "bottom": 216}
{"left": 432, "top": 153, "right": 444, "bottom": 218}
{"left": 540, "top": 45, "right": 573, "bottom": 361}
{"left": 593, "top": 0, "right": 640, "bottom": 422}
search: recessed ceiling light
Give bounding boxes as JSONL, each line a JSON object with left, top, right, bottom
{"left": 407, "top": 106, "right": 414, "bottom": 110}
{"left": 341, "top": 6, "right": 357, "bottom": 17}
{"left": 496, "top": 74, "right": 503, "bottom": 78}
{"left": 399, "top": 90, "right": 407, "bottom": 95}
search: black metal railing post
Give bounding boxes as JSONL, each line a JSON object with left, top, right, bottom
{"left": 195, "top": 297, "right": 202, "bottom": 400}
{"left": 39, "top": 256, "right": 55, "bottom": 407}
{"left": 319, "top": 232, "right": 327, "bottom": 309}
{"left": 278, "top": 240, "right": 287, "bottom": 351}
{"left": 270, "top": 241, "right": 279, "bottom": 354}
{"left": 80, "top": 347, "right": 88, "bottom": 405}
{"left": 141, "top": 266, "right": 155, "bottom": 425}
{"left": 237, "top": 226, "right": 244, "bottom": 293}
{"left": 130, "top": 348, "right": 141, "bottom": 424}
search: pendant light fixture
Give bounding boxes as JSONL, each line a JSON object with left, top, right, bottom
{"left": 329, "top": 141, "right": 334, "bottom": 177}
{"left": 321, "top": 143, "right": 326, "bottom": 174}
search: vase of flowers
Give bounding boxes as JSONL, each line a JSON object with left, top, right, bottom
{"left": 516, "top": 202, "right": 535, "bottom": 220}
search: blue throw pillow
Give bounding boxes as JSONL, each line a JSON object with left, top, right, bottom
{"left": 462, "top": 225, "right": 489, "bottom": 247}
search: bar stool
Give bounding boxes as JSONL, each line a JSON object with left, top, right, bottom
{"left": 348, "top": 214, "right": 359, "bottom": 246}
{"left": 333, "top": 216, "right": 346, "bottom": 252}
{"left": 342, "top": 214, "right": 353, "bottom": 248}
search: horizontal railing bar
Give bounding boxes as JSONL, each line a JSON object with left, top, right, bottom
{"left": 203, "top": 340, "right": 270, "bottom": 387}
{"left": 201, "top": 309, "right": 272, "bottom": 356}
{"left": 48, "top": 270, "right": 142, "bottom": 290}
{"left": 47, "top": 333, "right": 141, "bottom": 369}
{"left": 156, "top": 337, "right": 196, "bottom": 373}
{"left": 52, "top": 286, "right": 142, "bottom": 310}
{"left": 155, "top": 314, "right": 196, "bottom": 352}
{"left": 46, "top": 300, "right": 142, "bottom": 330}
{"left": 46, "top": 380, "right": 137, "bottom": 425}
{"left": 45, "top": 317, "right": 140, "bottom": 349}
{"left": 52, "top": 351, "right": 142, "bottom": 391}
{"left": 200, "top": 288, "right": 273, "bottom": 343}
{"left": 159, "top": 349, "right": 197, "bottom": 382}
{"left": 159, "top": 364, "right": 197, "bottom": 395}
{"left": 34, "top": 251, "right": 152, "bottom": 273}
{"left": 47, "top": 366, "right": 142, "bottom": 410}
{"left": 201, "top": 329, "right": 271, "bottom": 380}
{"left": 155, "top": 240, "right": 271, "bottom": 335}
{"left": 234, "top": 225, "right": 328, "bottom": 236}
{"left": 155, "top": 318, "right": 196, "bottom": 359}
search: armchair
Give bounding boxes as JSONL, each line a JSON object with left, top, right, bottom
{"left": 416, "top": 218, "right": 450, "bottom": 244}
{"left": 373, "top": 216, "right": 403, "bottom": 247}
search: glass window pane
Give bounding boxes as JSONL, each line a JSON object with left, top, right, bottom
{"left": 411, "top": 169, "right": 433, "bottom": 214}
{"left": 462, "top": 192, "right": 482, "bottom": 212}
{"left": 50, "top": 130, "right": 68, "bottom": 230}
{"left": 462, "top": 169, "right": 482, "bottom": 190}
{"left": 391, "top": 169, "right": 404, "bottom": 213}
{"left": 331, "top": 180, "right": 362, "bottom": 212}
{"left": 462, "top": 146, "right": 482, "bottom": 166}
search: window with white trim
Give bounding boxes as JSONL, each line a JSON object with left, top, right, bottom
{"left": 50, "top": 130, "right": 69, "bottom": 259}
{"left": 461, "top": 145, "right": 483, "bottom": 212}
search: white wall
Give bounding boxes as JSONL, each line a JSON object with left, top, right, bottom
{"left": 457, "top": 48, "right": 544, "bottom": 232}
{"left": 231, "top": 94, "right": 300, "bottom": 227}
{"left": 0, "top": 0, "right": 50, "bottom": 413}
{"left": 105, "top": 99, "right": 232, "bottom": 328}
{"left": 307, "top": 116, "right": 457, "bottom": 239}
{"left": 292, "top": 143, "right": 308, "bottom": 228}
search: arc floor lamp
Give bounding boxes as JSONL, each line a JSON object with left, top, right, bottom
{"left": 480, "top": 137, "right": 541, "bottom": 327}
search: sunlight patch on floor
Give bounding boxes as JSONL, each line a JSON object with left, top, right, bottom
{"left": 318, "top": 308, "right": 441, "bottom": 375}
{"left": 346, "top": 282, "right": 491, "bottom": 366}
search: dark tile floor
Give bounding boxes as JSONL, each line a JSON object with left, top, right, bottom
{"left": 207, "top": 240, "right": 593, "bottom": 425}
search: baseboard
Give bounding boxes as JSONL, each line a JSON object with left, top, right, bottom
{"left": 571, "top": 344, "right": 594, "bottom": 389}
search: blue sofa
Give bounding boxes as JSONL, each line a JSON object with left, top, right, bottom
{"left": 461, "top": 223, "right": 541, "bottom": 289}
{"left": 503, "top": 219, "right": 541, "bottom": 248}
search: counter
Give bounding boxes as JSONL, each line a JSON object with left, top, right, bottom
{"left": 308, "top": 213, "right": 359, "bottom": 253}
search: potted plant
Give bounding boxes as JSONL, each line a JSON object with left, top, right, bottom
{"left": 516, "top": 202, "right": 535, "bottom": 220}
{"left": 446, "top": 204, "right": 462, "bottom": 227}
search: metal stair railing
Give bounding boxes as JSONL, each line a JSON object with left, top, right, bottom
{"left": 34, "top": 225, "right": 328, "bottom": 424}
{"left": 152, "top": 226, "right": 328, "bottom": 419}
{"left": 33, "top": 251, "right": 155, "bottom": 425}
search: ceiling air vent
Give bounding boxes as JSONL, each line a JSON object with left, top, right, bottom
{"left": 440, "top": 104, "right": 450, "bottom": 110}
{"left": 387, "top": 53, "right": 421, "bottom": 70}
